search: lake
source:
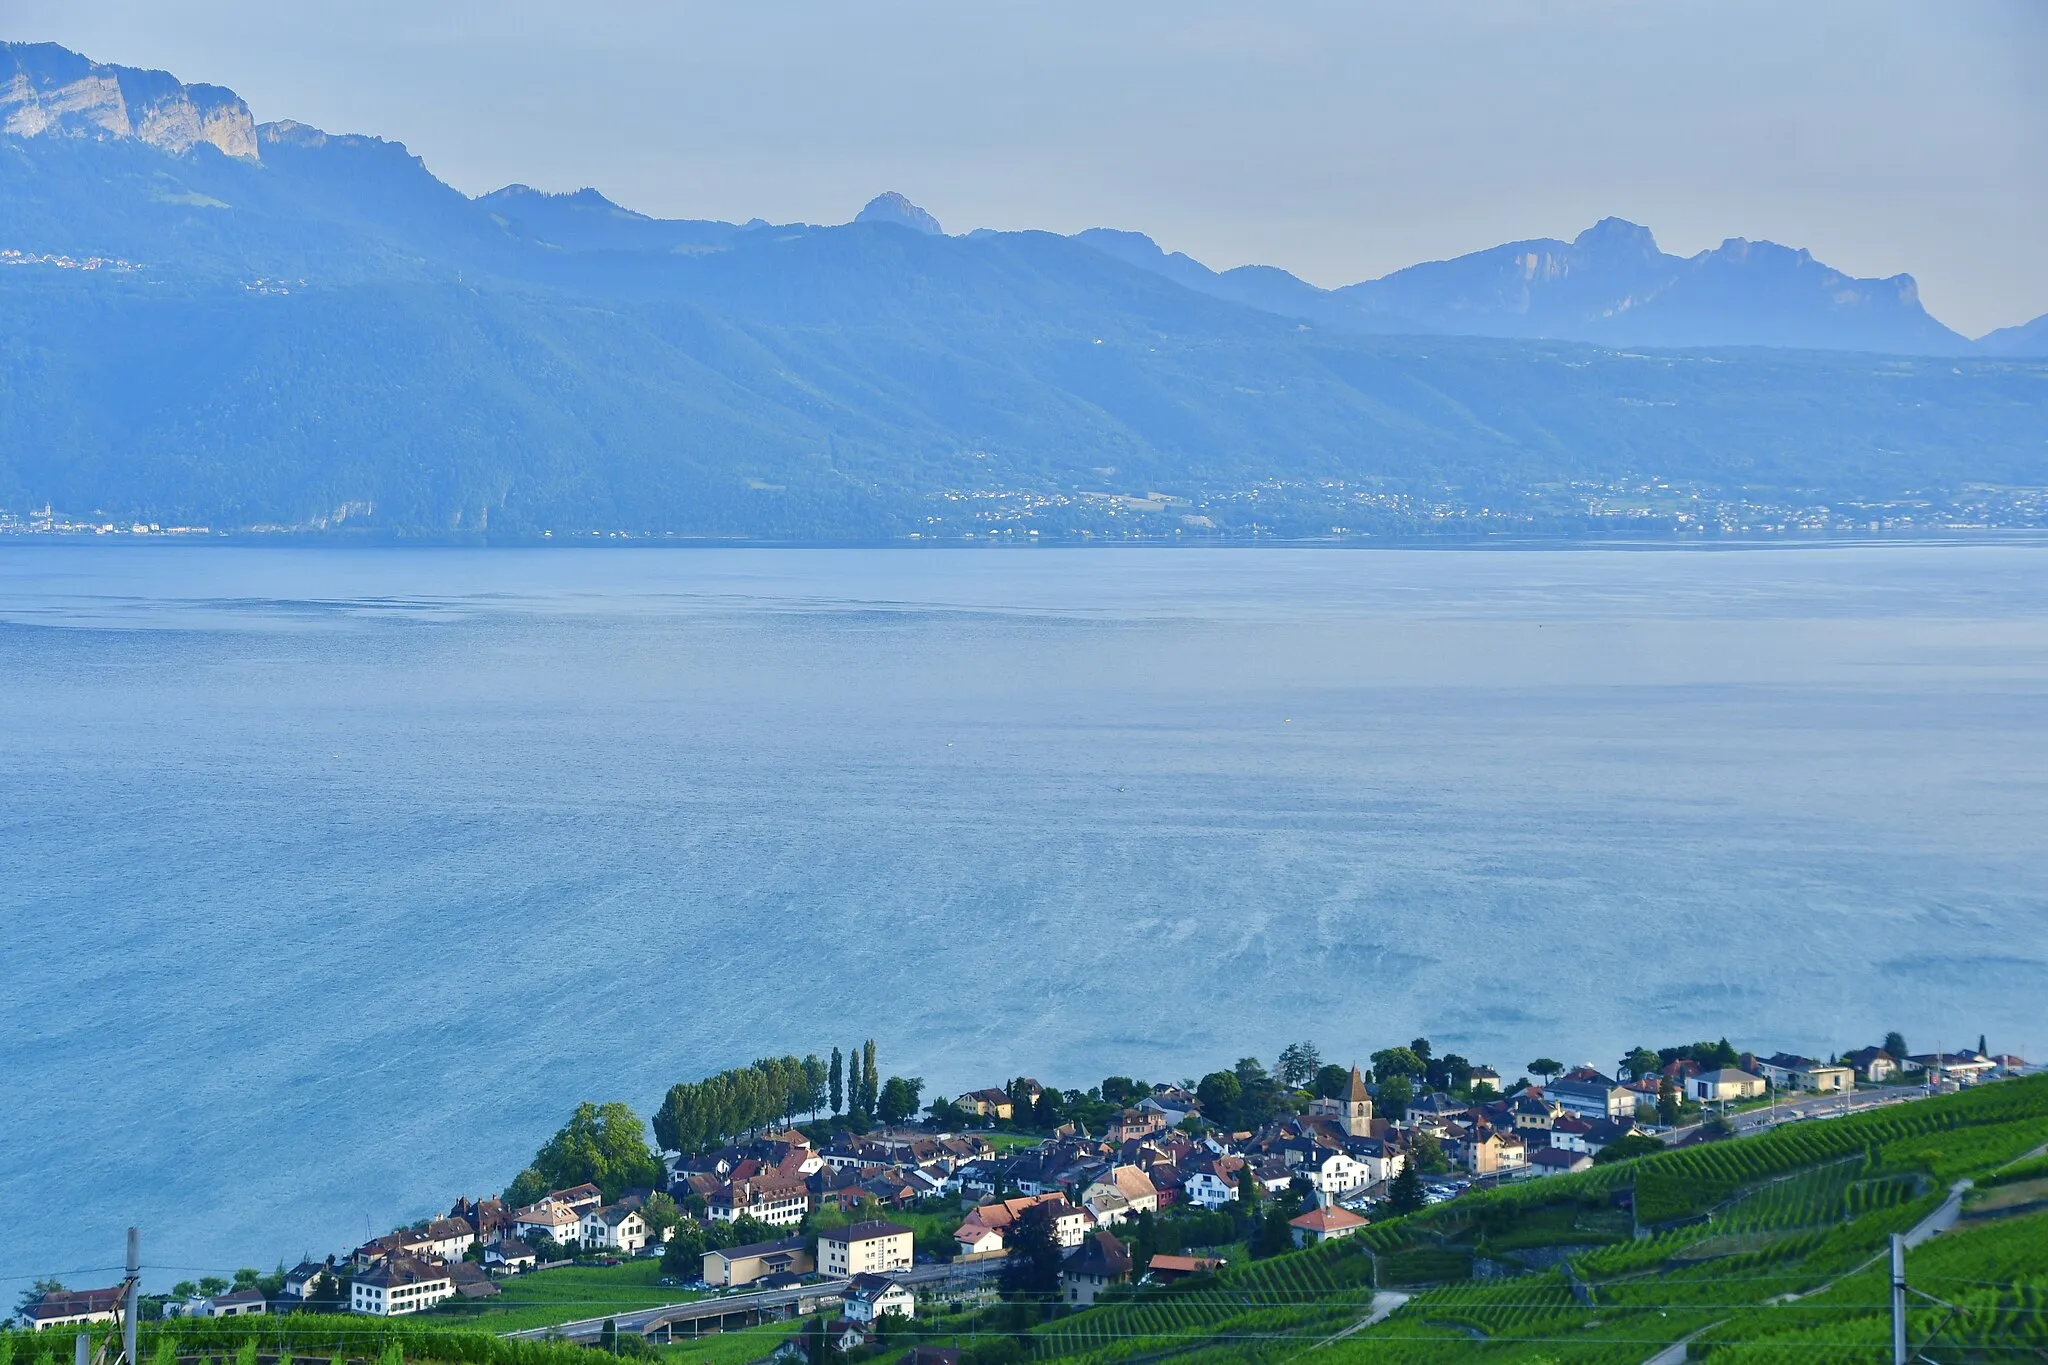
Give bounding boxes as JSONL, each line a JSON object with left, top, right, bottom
{"left": 3, "top": 541, "right": 2045, "bottom": 1287}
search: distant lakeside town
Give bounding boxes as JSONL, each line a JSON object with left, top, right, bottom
{"left": 15, "top": 1031, "right": 2033, "bottom": 1350}
{"left": 8, "top": 478, "right": 2048, "bottom": 545}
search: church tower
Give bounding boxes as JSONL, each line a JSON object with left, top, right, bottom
{"left": 1343, "top": 1064, "right": 1374, "bottom": 1137}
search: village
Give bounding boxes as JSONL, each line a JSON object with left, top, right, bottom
{"left": 16, "top": 1035, "right": 2030, "bottom": 1359}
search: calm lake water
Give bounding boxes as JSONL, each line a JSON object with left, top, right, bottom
{"left": 3, "top": 542, "right": 2046, "bottom": 1287}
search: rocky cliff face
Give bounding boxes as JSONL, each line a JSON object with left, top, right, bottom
{"left": 1, "top": 41, "right": 257, "bottom": 158}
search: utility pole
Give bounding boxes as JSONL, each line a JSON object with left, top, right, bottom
{"left": 1891, "top": 1232, "right": 1908, "bottom": 1365}
{"left": 124, "top": 1227, "right": 140, "bottom": 1365}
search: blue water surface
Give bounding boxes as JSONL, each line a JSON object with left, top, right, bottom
{"left": 3, "top": 542, "right": 2045, "bottom": 1288}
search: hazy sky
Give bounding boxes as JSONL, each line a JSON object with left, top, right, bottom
{"left": 12, "top": 0, "right": 2045, "bottom": 333}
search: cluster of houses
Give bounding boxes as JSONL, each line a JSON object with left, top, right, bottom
{"left": 18, "top": 1044, "right": 2027, "bottom": 1340}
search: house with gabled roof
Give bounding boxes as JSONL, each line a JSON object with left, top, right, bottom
{"left": 1060, "top": 1229, "right": 1131, "bottom": 1308}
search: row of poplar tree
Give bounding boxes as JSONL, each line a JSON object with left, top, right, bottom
{"left": 652, "top": 1040, "right": 924, "bottom": 1153}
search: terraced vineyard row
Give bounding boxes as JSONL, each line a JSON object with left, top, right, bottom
{"left": 1634, "top": 1080, "right": 2048, "bottom": 1225}
{"left": 1014, "top": 1077, "right": 2048, "bottom": 1365}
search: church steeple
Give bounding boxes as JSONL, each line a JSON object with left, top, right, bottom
{"left": 1344, "top": 1064, "right": 1373, "bottom": 1137}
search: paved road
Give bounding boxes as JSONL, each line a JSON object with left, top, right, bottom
{"left": 1663, "top": 1087, "right": 1930, "bottom": 1145}
{"left": 1903, "top": 1179, "right": 1973, "bottom": 1249}
{"left": 506, "top": 1260, "right": 1006, "bottom": 1344}
{"left": 1304, "top": 1291, "right": 1411, "bottom": 1353}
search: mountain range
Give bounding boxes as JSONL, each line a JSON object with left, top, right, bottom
{"left": 2, "top": 39, "right": 2044, "bottom": 540}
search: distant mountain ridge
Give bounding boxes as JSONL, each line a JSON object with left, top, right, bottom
{"left": 0, "top": 38, "right": 2044, "bottom": 540}
{"left": 1333, "top": 217, "right": 1973, "bottom": 354}
{"left": 2, "top": 41, "right": 256, "bottom": 157}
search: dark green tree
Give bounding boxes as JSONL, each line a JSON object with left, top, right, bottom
{"left": 1275, "top": 1042, "right": 1322, "bottom": 1089}
{"left": 1658, "top": 1075, "right": 1681, "bottom": 1127}
{"left": 1594, "top": 1133, "right": 1666, "bottom": 1164}
{"left": 1376, "top": 1074, "right": 1413, "bottom": 1120}
{"left": 861, "top": 1040, "right": 880, "bottom": 1115}
{"left": 1387, "top": 1160, "right": 1426, "bottom": 1216}
{"left": 1883, "top": 1031, "right": 1908, "bottom": 1061}
{"left": 1623, "top": 1048, "right": 1661, "bottom": 1082}
{"left": 801, "top": 1054, "right": 829, "bottom": 1121}
{"left": 1409, "top": 1131, "right": 1448, "bottom": 1175}
{"left": 1253, "top": 1185, "right": 1304, "bottom": 1258}
{"left": 1527, "top": 1058, "right": 1563, "bottom": 1083}
{"left": 1409, "top": 1037, "right": 1434, "bottom": 1064}
{"left": 1197, "top": 1070, "right": 1242, "bottom": 1126}
{"left": 1312, "top": 1064, "right": 1351, "bottom": 1099}
{"left": 998, "top": 1202, "right": 1064, "bottom": 1307}
{"left": 879, "top": 1075, "right": 925, "bottom": 1125}
{"left": 1100, "top": 1076, "right": 1140, "bottom": 1106}
{"left": 509, "top": 1100, "right": 663, "bottom": 1202}
{"left": 829, "top": 1048, "right": 844, "bottom": 1116}
{"left": 1371, "top": 1048, "right": 1426, "bottom": 1085}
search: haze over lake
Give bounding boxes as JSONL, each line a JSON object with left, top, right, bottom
{"left": 4, "top": 542, "right": 2046, "bottom": 1286}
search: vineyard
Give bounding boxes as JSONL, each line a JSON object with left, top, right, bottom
{"left": 1009, "top": 1073, "right": 2048, "bottom": 1365}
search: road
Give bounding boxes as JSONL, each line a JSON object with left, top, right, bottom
{"left": 505, "top": 1260, "right": 1006, "bottom": 1344}
{"left": 1663, "top": 1086, "right": 1932, "bottom": 1145}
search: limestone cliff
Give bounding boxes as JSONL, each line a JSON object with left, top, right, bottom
{"left": 1, "top": 41, "right": 258, "bottom": 158}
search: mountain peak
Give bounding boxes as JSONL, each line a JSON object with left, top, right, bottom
{"left": 1572, "top": 217, "right": 1661, "bottom": 255}
{"left": 855, "top": 191, "right": 943, "bottom": 235}
{"left": 1, "top": 40, "right": 257, "bottom": 158}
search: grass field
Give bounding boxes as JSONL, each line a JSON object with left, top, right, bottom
{"left": 654, "top": 1320, "right": 791, "bottom": 1365}
{"left": 424, "top": 1259, "right": 701, "bottom": 1334}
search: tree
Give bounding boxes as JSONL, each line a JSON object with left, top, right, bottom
{"left": 1235, "top": 1164, "right": 1262, "bottom": 1224}
{"left": 1311, "top": 1064, "right": 1351, "bottom": 1100}
{"left": 1428, "top": 1053, "right": 1472, "bottom": 1094}
{"left": 1276, "top": 1042, "right": 1322, "bottom": 1089}
{"left": 640, "top": 1191, "right": 681, "bottom": 1243}
{"left": 514, "top": 1100, "right": 664, "bottom": 1202}
{"left": 198, "top": 1276, "right": 230, "bottom": 1297}
{"left": 802, "top": 1054, "right": 829, "bottom": 1121}
{"left": 17, "top": 1277, "right": 64, "bottom": 1315}
{"left": 1409, "top": 1131, "right": 1448, "bottom": 1175}
{"left": 1657, "top": 1075, "right": 1681, "bottom": 1127}
{"left": 1033, "top": 1086, "right": 1066, "bottom": 1130}
{"left": 1371, "top": 1047, "right": 1426, "bottom": 1085}
{"left": 829, "top": 1048, "right": 844, "bottom": 1116}
{"left": 1376, "top": 1074, "right": 1413, "bottom": 1120}
{"left": 1409, "top": 1037, "right": 1434, "bottom": 1064}
{"left": 1387, "top": 1160, "right": 1426, "bottom": 1216}
{"left": 928, "top": 1095, "right": 967, "bottom": 1129}
{"left": 1253, "top": 1185, "right": 1304, "bottom": 1259}
{"left": 1197, "top": 1071, "right": 1242, "bottom": 1125}
{"left": 1100, "top": 1076, "right": 1140, "bottom": 1106}
{"left": 1527, "top": 1059, "right": 1563, "bottom": 1083}
{"left": 1594, "top": 1133, "right": 1666, "bottom": 1164}
{"left": 999, "top": 1202, "right": 1064, "bottom": 1306}
{"left": 1623, "top": 1048, "right": 1661, "bottom": 1081}
{"left": 232, "top": 1267, "right": 260, "bottom": 1289}
{"left": 1979, "top": 1034, "right": 1989, "bottom": 1058}
{"left": 861, "top": 1040, "right": 880, "bottom": 1116}
{"left": 660, "top": 1220, "right": 705, "bottom": 1278}
{"left": 1883, "top": 1031, "right": 1908, "bottom": 1062}
{"left": 170, "top": 1281, "right": 198, "bottom": 1299}
{"left": 879, "top": 1075, "right": 925, "bottom": 1125}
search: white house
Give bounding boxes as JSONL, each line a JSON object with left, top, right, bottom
{"left": 1300, "top": 1149, "right": 1371, "bottom": 1198}
{"left": 1341, "top": 1138, "right": 1406, "bottom": 1187}
{"left": 580, "top": 1204, "right": 652, "bottom": 1253}
{"left": 513, "top": 1201, "right": 584, "bottom": 1246}
{"left": 19, "top": 1288, "right": 124, "bottom": 1331}
{"left": 351, "top": 1257, "right": 454, "bottom": 1317}
{"left": 841, "top": 1274, "right": 915, "bottom": 1323}
{"left": 1184, "top": 1162, "right": 1242, "bottom": 1209}
{"left": 1689, "top": 1069, "right": 1768, "bottom": 1104}
{"left": 819, "top": 1221, "right": 914, "bottom": 1278}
